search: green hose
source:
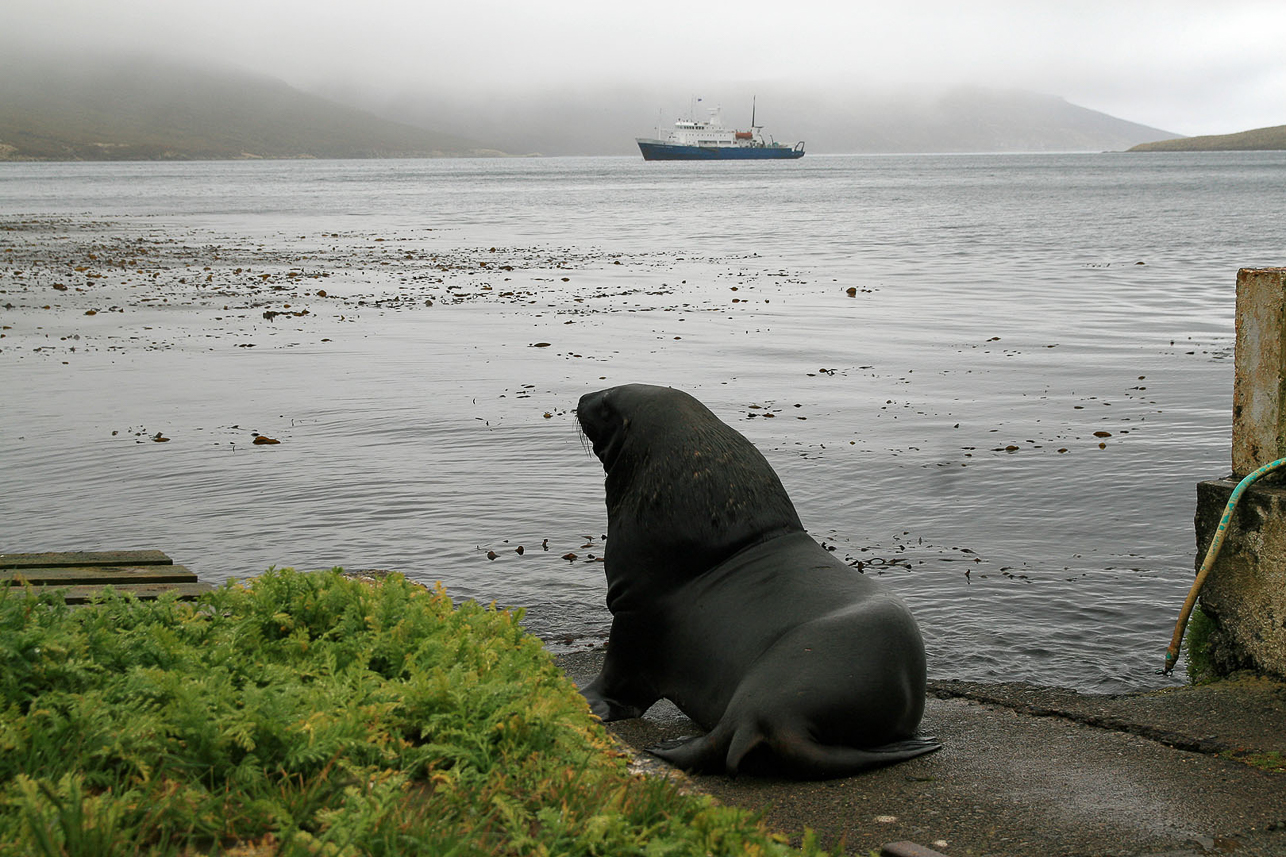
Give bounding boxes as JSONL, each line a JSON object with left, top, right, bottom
{"left": 1163, "top": 456, "right": 1286, "bottom": 675}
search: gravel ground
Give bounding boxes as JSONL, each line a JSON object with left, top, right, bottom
{"left": 557, "top": 651, "right": 1286, "bottom": 857}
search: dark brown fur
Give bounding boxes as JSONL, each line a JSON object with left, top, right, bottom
{"left": 576, "top": 384, "right": 939, "bottom": 777}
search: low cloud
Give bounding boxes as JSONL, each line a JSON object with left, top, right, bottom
{"left": 4, "top": 0, "right": 1283, "bottom": 136}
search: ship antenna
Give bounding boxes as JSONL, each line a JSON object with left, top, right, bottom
{"left": 751, "top": 95, "right": 756, "bottom": 128}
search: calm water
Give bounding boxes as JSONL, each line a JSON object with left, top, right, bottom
{"left": 4, "top": 153, "right": 1285, "bottom": 692}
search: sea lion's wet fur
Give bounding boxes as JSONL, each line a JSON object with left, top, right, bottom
{"left": 579, "top": 385, "right": 801, "bottom": 611}
{"left": 576, "top": 384, "right": 939, "bottom": 778}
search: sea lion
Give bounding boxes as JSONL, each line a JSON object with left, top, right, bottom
{"left": 576, "top": 383, "right": 939, "bottom": 778}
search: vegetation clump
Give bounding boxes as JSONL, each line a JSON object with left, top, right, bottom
{"left": 1183, "top": 603, "right": 1218, "bottom": 683}
{"left": 1, "top": 569, "right": 827, "bottom": 855}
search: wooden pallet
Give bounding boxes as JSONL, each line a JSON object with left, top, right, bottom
{"left": 0, "top": 550, "right": 214, "bottom": 604}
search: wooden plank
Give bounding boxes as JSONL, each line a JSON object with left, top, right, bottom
{"left": 14, "top": 582, "right": 217, "bottom": 604}
{"left": 0, "top": 550, "right": 173, "bottom": 569}
{"left": 2, "top": 565, "right": 198, "bottom": 586}
{"left": 0, "top": 550, "right": 213, "bottom": 606}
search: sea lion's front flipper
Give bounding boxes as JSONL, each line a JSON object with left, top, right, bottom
{"left": 579, "top": 620, "right": 661, "bottom": 721}
{"left": 581, "top": 673, "right": 653, "bottom": 721}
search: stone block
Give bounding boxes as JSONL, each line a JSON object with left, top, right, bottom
{"left": 1232, "top": 267, "right": 1286, "bottom": 477}
{"left": 1195, "top": 478, "right": 1286, "bottom": 678}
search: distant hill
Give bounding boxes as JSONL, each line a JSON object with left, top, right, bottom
{"left": 0, "top": 50, "right": 1185, "bottom": 160}
{"left": 1128, "top": 124, "right": 1286, "bottom": 152}
{"left": 794, "top": 87, "right": 1180, "bottom": 154}
{"left": 0, "top": 54, "right": 502, "bottom": 161}
{"left": 356, "top": 83, "right": 1180, "bottom": 155}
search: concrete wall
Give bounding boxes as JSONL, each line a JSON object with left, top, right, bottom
{"left": 1195, "top": 478, "right": 1286, "bottom": 678}
{"left": 1232, "top": 268, "right": 1286, "bottom": 476}
{"left": 1195, "top": 268, "right": 1286, "bottom": 679}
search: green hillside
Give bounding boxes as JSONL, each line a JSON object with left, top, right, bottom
{"left": 0, "top": 55, "right": 502, "bottom": 161}
{"left": 1128, "top": 124, "right": 1286, "bottom": 152}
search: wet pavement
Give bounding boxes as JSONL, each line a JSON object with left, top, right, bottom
{"left": 557, "top": 652, "right": 1286, "bottom": 857}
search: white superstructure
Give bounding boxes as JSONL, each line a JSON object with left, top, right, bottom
{"left": 664, "top": 107, "right": 764, "bottom": 147}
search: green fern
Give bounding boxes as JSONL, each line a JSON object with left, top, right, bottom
{"left": 1, "top": 569, "right": 835, "bottom": 855}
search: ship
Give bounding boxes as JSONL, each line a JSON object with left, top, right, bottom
{"left": 636, "top": 102, "right": 805, "bottom": 161}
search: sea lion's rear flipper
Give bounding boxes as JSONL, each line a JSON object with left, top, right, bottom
{"left": 771, "top": 734, "right": 942, "bottom": 779}
{"left": 650, "top": 725, "right": 941, "bottom": 778}
{"left": 648, "top": 721, "right": 766, "bottom": 775}
{"left": 647, "top": 730, "right": 733, "bottom": 773}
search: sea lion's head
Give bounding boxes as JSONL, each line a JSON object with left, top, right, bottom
{"left": 577, "top": 384, "right": 803, "bottom": 601}
{"left": 577, "top": 384, "right": 713, "bottom": 472}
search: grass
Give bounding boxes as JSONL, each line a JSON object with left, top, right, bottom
{"left": 1, "top": 569, "right": 834, "bottom": 856}
{"left": 1228, "top": 751, "right": 1286, "bottom": 774}
{"left": 1183, "top": 604, "right": 1217, "bottom": 684}
{"left": 1127, "top": 124, "right": 1286, "bottom": 152}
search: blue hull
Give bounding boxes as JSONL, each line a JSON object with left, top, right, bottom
{"left": 637, "top": 140, "right": 805, "bottom": 161}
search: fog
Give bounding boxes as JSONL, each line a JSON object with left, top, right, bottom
{"left": 5, "top": 0, "right": 1285, "bottom": 137}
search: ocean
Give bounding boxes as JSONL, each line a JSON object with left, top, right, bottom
{"left": 3, "top": 152, "right": 1284, "bottom": 692}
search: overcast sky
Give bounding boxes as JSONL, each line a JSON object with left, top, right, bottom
{"left": 7, "top": 0, "right": 1284, "bottom": 136}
